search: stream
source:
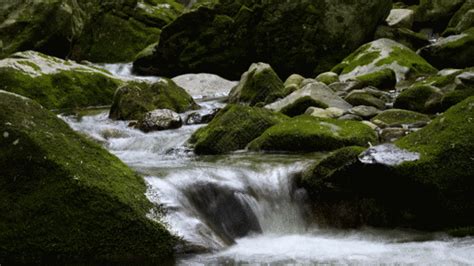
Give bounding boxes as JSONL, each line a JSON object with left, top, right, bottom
{"left": 61, "top": 64, "right": 474, "bottom": 265}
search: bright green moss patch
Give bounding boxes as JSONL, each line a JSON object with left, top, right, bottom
{"left": 248, "top": 115, "right": 377, "bottom": 152}
{"left": 0, "top": 91, "right": 176, "bottom": 264}
{"left": 190, "top": 104, "right": 289, "bottom": 154}
{"left": 332, "top": 44, "right": 380, "bottom": 74}
{"left": 109, "top": 79, "right": 199, "bottom": 121}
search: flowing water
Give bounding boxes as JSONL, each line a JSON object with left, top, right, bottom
{"left": 61, "top": 64, "right": 474, "bottom": 265}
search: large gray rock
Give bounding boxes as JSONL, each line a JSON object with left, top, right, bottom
{"left": 133, "top": 0, "right": 392, "bottom": 79}
{"left": 265, "top": 82, "right": 352, "bottom": 117}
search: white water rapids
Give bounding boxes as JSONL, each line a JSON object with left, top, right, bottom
{"left": 61, "top": 64, "right": 474, "bottom": 265}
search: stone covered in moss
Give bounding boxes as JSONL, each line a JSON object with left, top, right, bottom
{"left": 443, "top": 0, "right": 474, "bottom": 35}
{"left": 345, "top": 90, "right": 387, "bottom": 110}
{"left": 248, "top": 115, "right": 377, "bottom": 152}
{"left": 228, "top": 62, "right": 285, "bottom": 106}
{"left": 266, "top": 81, "right": 352, "bottom": 117}
{"left": 394, "top": 84, "right": 444, "bottom": 113}
{"left": 0, "top": 0, "right": 184, "bottom": 62}
{"left": 418, "top": 28, "right": 474, "bottom": 70}
{"left": 374, "top": 26, "right": 431, "bottom": 51}
{"left": 332, "top": 38, "right": 437, "bottom": 83}
{"left": 190, "top": 104, "right": 289, "bottom": 154}
{"left": 299, "top": 97, "right": 474, "bottom": 230}
{"left": 414, "top": 0, "right": 465, "bottom": 31}
{"left": 0, "top": 91, "right": 176, "bottom": 264}
{"left": 396, "top": 68, "right": 474, "bottom": 112}
{"left": 109, "top": 79, "right": 199, "bottom": 121}
{"left": 133, "top": 0, "right": 392, "bottom": 80}
{"left": 355, "top": 68, "right": 397, "bottom": 90}
{"left": 0, "top": 51, "right": 121, "bottom": 110}
{"left": 371, "top": 109, "right": 431, "bottom": 128}
{"left": 315, "top": 72, "right": 340, "bottom": 85}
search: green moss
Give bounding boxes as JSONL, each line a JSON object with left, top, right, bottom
{"left": 190, "top": 104, "right": 289, "bottom": 154}
{"left": 0, "top": 67, "right": 121, "bottom": 110}
{"left": 375, "top": 46, "right": 437, "bottom": 79}
{"left": 0, "top": 91, "right": 176, "bottom": 264}
{"left": 17, "top": 60, "right": 41, "bottom": 72}
{"left": 248, "top": 115, "right": 377, "bottom": 152}
{"left": 109, "top": 79, "right": 199, "bottom": 121}
{"left": 315, "top": 72, "right": 339, "bottom": 85}
{"left": 371, "top": 109, "right": 431, "bottom": 127}
{"left": 394, "top": 85, "right": 444, "bottom": 113}
{"left": 355, "top": 68, "right": 396, "bottom": 90}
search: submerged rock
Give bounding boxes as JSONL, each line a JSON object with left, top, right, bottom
{"left": 265, "top": 82, "right": 352, "bottom": 117}
{"left": 109, "top": 79, "right": 199, "bottom": 121}
{"left": 300, "top": 97, "right": 474, "bottom": 230}
{"left": 190, "top": 105, "right": 288, "bottom": 154}
{"left": 0, "top": 51, "right": 121, "bottom": 109}
{"left": 228, "top": 63, "right": 285, "bottom": 106}
{"left": 0, "top": 90, "right": 176, "bottom": 264}
{"left": 248, "top": 115, "right": 377, "bottom": 152}
{"left": 133, "top": 0, "right": 392, "bottom": 79}
{"left": 138, "top": 109, "right": 183, "bottom": 132}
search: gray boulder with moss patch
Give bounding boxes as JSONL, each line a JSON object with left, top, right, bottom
{"left": 190, "top": 104, "right": 289, "bottom": 154}
{"left": 0, "top": 51, "right": 121, "bottom": 109}
{"left": 265, "top": 82, "right": 352, "bottom": 117}
{"left": 0, "top": 90, "right": 176, "bottom": 264}
{"left": 299, "top": 97, "right": 474, "bottom": 231}
{"left": 109, "top": 79, "right": 199, "bottom": 121}
{"left": 133, "top": 0, "right": 392, "bottom": 80}
{"left": 414, "top": 0, "right": 465, "bottom": 31}
{"left": 248, "top": 115, "right": 377, "bottom": 152}
{"left": 332, "top": 38, "right": 437, "bottom": 84}
{"left": 228, "top": 63, "right": 285, "bottom": 106}
{"left": 418, "top": 28, "right": 474, "bottom": 70}
{"left": 444, "top": 0, "right": 474, "bottom": 35}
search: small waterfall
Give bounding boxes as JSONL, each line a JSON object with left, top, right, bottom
{"left": 61, "top": 68, "right": 474, "bottom": 265}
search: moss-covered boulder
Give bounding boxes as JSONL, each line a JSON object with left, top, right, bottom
{"left": 418, "top": 28, "right": 474, "bottom": 70}
{"left": 248, "top": 115, "right": 377, "bottom": 152}
{"left": 444, "top": 0, "right": 474, "bottom": 35}
{"left": 345, "top": 90, "right": 387, "bottom": 110}
{"left": 0, "top": 0, "right": 184, "bottom": 62}
{"left": 266, "top": 81, "right": 352, "bottom": 117}
{"left": 133, "top": 0, "right": 392, "bottom": 80}
{"left": 0, "top": 51, "right": 121, "bottom": 110}
{"left": 0, "top": 90, "right": 176, "bottom": 264}
{"left": 371, "top": 109, "right": 431, "bottom": 128}
{"left": 299, "top": 97, "right": 474, "bottom": 230}
{"left": 414, "top": 0, "right": 466, "bottom": 31}
{"left": 190, "top": 104, "right": 289, "bottom": 154}
{"left": 109, "top": 79, "right": 199, "bottom": 121}
{"left": 354, "top": 68, "right": 397, "bottom": 90}
{"left": 228, "top": 62, "right": 285, "bottom": 106}
{"left": 394, "top": 84, "right": 445, "bottom": 113}
{"left": 315, "top": 72, "right": 340, "bottom": 86}
{"left": 332, "top": 38, "right": 437, "bottom": 84}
